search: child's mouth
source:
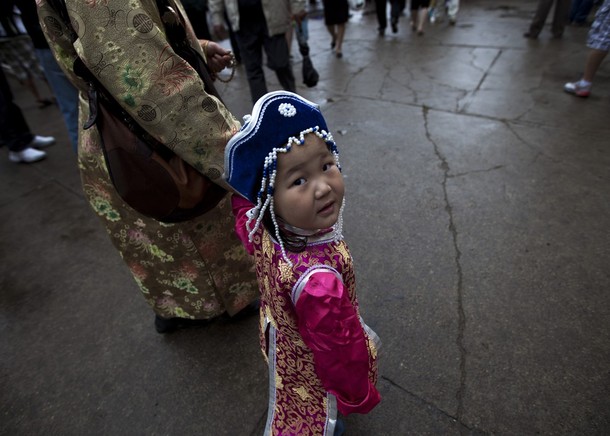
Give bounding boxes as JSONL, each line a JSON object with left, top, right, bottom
{"left": 317, "top": 202, "right": 335, "bottom": 216}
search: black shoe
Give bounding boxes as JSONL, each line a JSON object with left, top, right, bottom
{"left": 378, "top": 27, "right": 385, "bottom": 37}
{"left": 391, "top": 18, "right": 398, "bottom": 33}
{"left": 154, "top": 315, "right": 212, "bottom": 334}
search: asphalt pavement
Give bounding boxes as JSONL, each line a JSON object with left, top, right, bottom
{"left": 1, "top": 0, "right": 609, "bottom": 434}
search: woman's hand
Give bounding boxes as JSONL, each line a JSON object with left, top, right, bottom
{"left": 200, "top": 40, "right": 234, "bottom": 74}
{"left": 292, "top": 10, "right": 307, "bottom": 26}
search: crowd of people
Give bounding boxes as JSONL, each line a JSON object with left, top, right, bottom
{"left": 2, "top": 0, "right": 607, "bottom": 158}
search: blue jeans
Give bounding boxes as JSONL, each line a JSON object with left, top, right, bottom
{"left": 35, "top": 48, "right": 79, "bottom": 153}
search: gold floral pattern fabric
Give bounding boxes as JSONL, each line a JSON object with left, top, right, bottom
{"left": 37, "top": 0, "right": 258, "bottom": 319}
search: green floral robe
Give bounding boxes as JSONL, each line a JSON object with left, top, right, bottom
{"left": 37, "top": 0, "right": 258, "bottom": 319}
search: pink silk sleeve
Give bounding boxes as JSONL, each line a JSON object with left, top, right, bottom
{"left": 230, "top": 195, "right": 255, "bottom": 255}
{"left": 295, "top": 271, "right": 381, "bottom": 415}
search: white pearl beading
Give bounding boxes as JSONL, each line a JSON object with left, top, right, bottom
{"left": 278, "top": 103, "right": 297, "bottom": 117}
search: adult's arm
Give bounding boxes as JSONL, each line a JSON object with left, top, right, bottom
{"left": 38, "top": 0, "right": 239, "bottom": 190}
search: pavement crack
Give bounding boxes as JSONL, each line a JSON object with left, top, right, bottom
{"left": 504, "top": 121, "right": 560, "bottom": 165}
{"left": 381, "top": 376, "right": 488, "bottom": 434}
{"left": 474, "top": 49, "right": 502, "bottom": 93}
{"left": 422, "top": 106, "right": 468, "bottom": 422}
{"left": 449, "top": 165, "right": 505, "bottom": 179}
{"left": 460, "top": 49, "right": 503, "bottom": 114}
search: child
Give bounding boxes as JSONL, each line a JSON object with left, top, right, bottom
{"left": 224, "top": 91, "right": 381, "bottom": 435}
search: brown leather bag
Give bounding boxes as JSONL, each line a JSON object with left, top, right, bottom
{"left": 94, "top": 98, "right": 226, "bottom": 222}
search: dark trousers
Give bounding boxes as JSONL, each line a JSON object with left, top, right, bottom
{"left": 528, "top": 0, "right": 571, "bottom": 37}
{"left": 0, "top": 68, "right": 33, "bottom": 152}
{"left": 375, "top": 0, "right": 406, "bottom": 29}
{"left": 236, "top": 19, "right": 296, "bottom": 104}
{"left": 569, "top": 0, "right": 594, "bottom": 23}
{"left": 375, "top": 0, "right": 387, "bottom": 29}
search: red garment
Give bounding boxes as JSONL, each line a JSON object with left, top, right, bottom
{"left": 232, "top": 194, "right": 381, "bottom": 426}
{"left": 295, "top": 271, "right": 381, "bottom": 414}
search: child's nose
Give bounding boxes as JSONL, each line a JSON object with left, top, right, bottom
{"left": 314, "top": 179, "right": 332, "bottom": 198}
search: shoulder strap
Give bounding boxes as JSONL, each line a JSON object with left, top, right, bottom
{"left": 155, "top": 0, "right": 221, "bottom": 100}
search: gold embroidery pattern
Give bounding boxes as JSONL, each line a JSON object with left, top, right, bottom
{"left": 254, "top": 230, "right": 379, "bottom": 435}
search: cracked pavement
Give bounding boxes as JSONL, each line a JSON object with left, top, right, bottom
{"left": 1, "top": 0, "right": 609, "bottom": 434}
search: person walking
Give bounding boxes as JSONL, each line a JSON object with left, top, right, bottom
{"left": 322, "top": 0, "right": 349, "bottom": 57}
{"left": 410, "top": 0, "right": 430, "bottom": 35}
{"left": 0, "top": 67, "right": 55, "bottom": 163}
{"left": 524, "top": 0, "right": 571, "bottom": 39}
{"left": 569, "top": 0, "right": 595, "bottom": 25}
{"left": 564, "top": 0, "right": 610, "bottom": 96}
{"left": 15, "top": 0, "right": 79, "bottom": 152}
{"left": 37, "top": 0, "right": 259, "bottom": 333}
{"left": 209, "top": 0, "right": 306, "bottom": 103}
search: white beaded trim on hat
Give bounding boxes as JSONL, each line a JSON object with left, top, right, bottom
{"left": 246, "top": 126, "right": 342, "bottom": 266}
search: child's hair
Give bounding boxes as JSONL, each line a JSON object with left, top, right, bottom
{"left": 224, "top": 91, "right": 343, "bottom": 264}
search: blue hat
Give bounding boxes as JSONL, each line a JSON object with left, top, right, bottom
{"left": 224, "top": 91, "right": 337, "bottom": 204}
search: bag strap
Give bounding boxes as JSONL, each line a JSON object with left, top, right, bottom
{"left": 155, "top": 0, "right": 222, "bottom": 101}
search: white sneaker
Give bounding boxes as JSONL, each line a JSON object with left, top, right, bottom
{"left": 30, "top": 135, "right": 56, "bottom": 148}
{"left": 8, "top": 147, "right": 47, "bottom": 163}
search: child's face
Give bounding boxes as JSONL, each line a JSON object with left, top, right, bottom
{"left": 273, "top": 134, "right": 344, "bottom": 231}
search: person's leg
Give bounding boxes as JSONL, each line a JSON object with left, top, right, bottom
{"left": 35, "top": 48, "right": 79, "bottom": 152}
{"left": 583, "top": 48, "right": 608, "bottom": 81}
{"left": 0, "top": 68, "right": 47, "bottom": 162}
{"left": 564, "top": 49, "right": 608, "bottom": 96}
{"left": 334, "top": 23, "right": 346, "bottom": 57}
{"left": 565, "top": 4, "right": 610, "bottom": 97}
{"left": 526, "top": 0, "right": 554, "bottom": 37}
{"left": 20, "top": 73, "right": 51, "bottom": 106}
{"left": 574, "top": 0, "right": 594, "bottom": 23}
{"left": 416, "top": 1, "right": 430, "bottom": 33}
{"left": 409, "top": 0, "right": 422, "bottom": 30}
{"left": 375, "top": 0, "right": 388, "bottom": 35}
{"left": 391, "top": 0, "right": 405, "bottom": 32}
{"left": 224, "top": 11, "right": 242, "bottom": 63}
{"left": 0, "top": 68, "right": 32, "bottom": 152}
{"left": 447, "top": 0, "right": 459, "bottom": 23}
{"left": 570, "top": 0, "right": 582, "bottom": 22}
{"left": 264, "top": 32, "right": 296, "bottom": 92}
{"left": 326, "top": 24, "right": 337, "bottom": 48}
{"left": 551, "top": 0, "right": 571, "bottom": 37}
{"left": 236, "top": 26, "right": 267, "bottom": 104}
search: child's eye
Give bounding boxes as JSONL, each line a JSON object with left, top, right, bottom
{"left": 293, "top": 177, "right": 306, "bottom": 186}
{"left": 322, "top": 162, "right": 334, "bottom": 171}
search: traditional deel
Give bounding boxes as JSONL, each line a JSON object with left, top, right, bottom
{"left": 253, "top": 226, "right": 381, "bottom": 435}
{"left": 226, "top": 91, "right": 381, "bottom": 435}
{"left": 38, "top": 0, "right": 259, "bottom": 319}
